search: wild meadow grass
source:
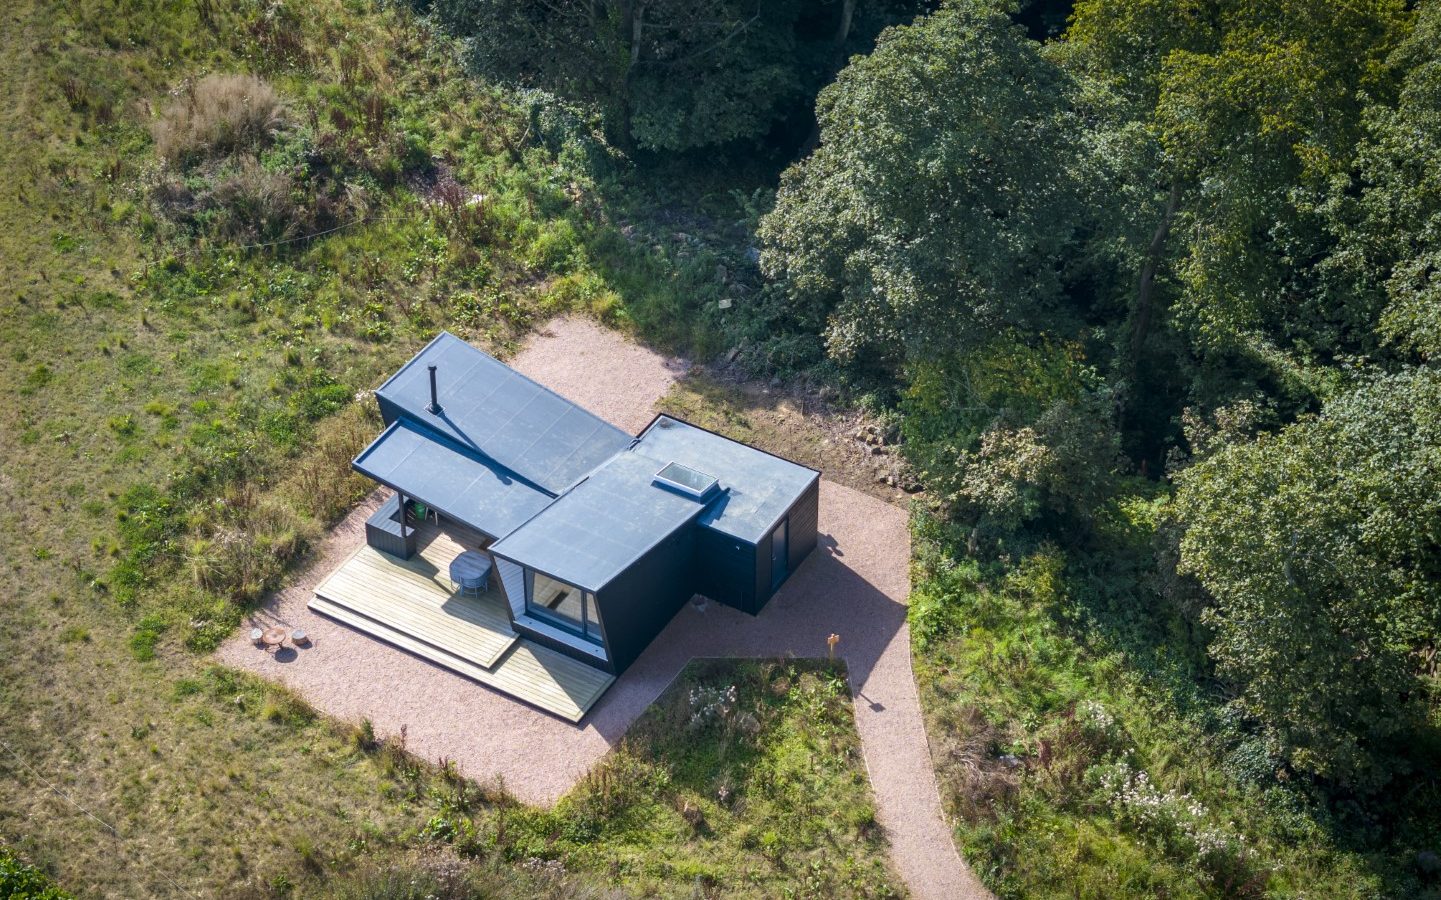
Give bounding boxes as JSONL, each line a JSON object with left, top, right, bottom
{"left": 0, "top": 0, "right": 880, "bottom": 896}
{"left": 407, "top": 659, "right": 898, "bottom": 899}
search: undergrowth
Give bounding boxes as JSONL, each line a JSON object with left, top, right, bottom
{"left": 398, "top": 658, "right": 898, "bottom": 899}
{"left": 908, "top": 493, "right": 1431, "bottom": 898}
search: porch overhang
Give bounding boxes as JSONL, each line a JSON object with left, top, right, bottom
{"left": 352, "top": 418, "right": 553, "bottom": 539}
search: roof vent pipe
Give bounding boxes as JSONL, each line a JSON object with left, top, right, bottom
{"left": 427, "top": 364, "right": 442, "bottom": 414}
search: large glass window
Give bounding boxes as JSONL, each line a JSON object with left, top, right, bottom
{"left": 525, "top": 570, "right": 602, "bottom": 644}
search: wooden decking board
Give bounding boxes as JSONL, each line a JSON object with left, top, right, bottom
{"left": 315, "top": 543, "right": 518, "bottom": 667}
{"left": 308, "top": 597, "right": 611, "bottom": 722}
{"left": 309, "top": 518, "right": 614, "bottom": 722}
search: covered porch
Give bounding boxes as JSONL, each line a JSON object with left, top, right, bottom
{"left": 310, "top": 513, "right": 614, "bottom": 722}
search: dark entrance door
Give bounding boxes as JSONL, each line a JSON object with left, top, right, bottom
{"left": 770, "top": 518, "right": 789, "bottom": 589}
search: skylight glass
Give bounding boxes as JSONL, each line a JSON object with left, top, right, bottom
{"left": 654, "top": 461, "right": 718, "bottom": 499}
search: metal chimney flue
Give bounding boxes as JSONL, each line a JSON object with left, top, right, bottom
{"left": 427, "top": 364, "right": 442, "bottom": 414}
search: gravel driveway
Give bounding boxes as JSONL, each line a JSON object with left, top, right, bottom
{"left": 217, "top": 318, "right": 988, "bottom": 900}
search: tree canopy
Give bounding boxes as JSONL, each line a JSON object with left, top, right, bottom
{"left": 754, "top": 0, "right": 1441, "bottom": 794}
{"left": 759, "top": 1, "right": 1086, "bottom": 368}
{"left": 1175, "top": 369, "right": 1441, "bottom": 790}
{"left": 428, "top": 0, "right": 919, "bottom": 152}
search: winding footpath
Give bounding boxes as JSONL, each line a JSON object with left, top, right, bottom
{"left": 220, "top": 317, "right": 989, "bottom": 899}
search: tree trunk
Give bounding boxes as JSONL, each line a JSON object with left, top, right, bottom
{"left": 1127, "top": 180, "right": 1182, "bottom": 380}
{"left": 829, "top": 0, "right": 858, "bottom": 69}
{"left": 612, "top": 0, "right": 645, "bottom": 150}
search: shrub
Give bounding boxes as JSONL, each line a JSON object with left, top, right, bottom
{"left": 1089, "top": 761, "right": 1254, "bottom": 890}
{"left": 281, "top": 401, "right": 378, "bottom": 525}
{"left": 185, "top": 492, "right": 315, "bottom": 604}
{"left": 209, "top": 157, "right": 303, "bottom": 244}
{"left": 0, "top": 847, "right": 73, "bottom": 900}
{"left": 154, "top": 74, "right": 284, "bottom": 164}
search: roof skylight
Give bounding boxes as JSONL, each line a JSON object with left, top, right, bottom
{"left": 653, "top": 461, "right": 719, "bottom": 500}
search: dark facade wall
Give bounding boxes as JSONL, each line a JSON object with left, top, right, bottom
{"left": 595, "top": 524, "right": 698, "bottom": 673}
{"left": 787, "top": 478, "right": 820, "bottom": 571}
{"left": 364, "top": 494, "right": 416, "bottom": 559}
{"left": 753, "top": 538, "right": 771, "bottom": 616}
{"left": 751, "top": 475, "right": 821, "bottom": 614}
{"left": 692, "top": 526, "right": 755, "bottom": 613}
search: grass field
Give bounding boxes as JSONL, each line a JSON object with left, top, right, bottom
{"left": 0, "top": 0, "right": 896, "bottom": 896}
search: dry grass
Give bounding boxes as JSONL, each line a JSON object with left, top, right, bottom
{"left": 153, "top": 73, "right": 284, "bottom": 163}
{"left": 281, "top": 401, "right": 382, "bottom": 526}
{"left": 210, "top": 156, "right": 302, "bottom": 243}
{"left": 928, "top": 702, "right": 1018, "bottom": 823}
{"left": 656, "top": 371, "right": 914, "bottom": 505}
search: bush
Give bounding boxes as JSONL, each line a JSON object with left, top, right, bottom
{"left": 0, "top": 847, "right": 72, "bottom": 900}
{"left": 210, "top": 156, "right": 304, "bottom": 244}
{"left": 154, "top": 74, "right": 284, "bottom": 164}
{"left": 282, "top": 401, "right": 379, "bottom": 525}
{"left": 185, "top": 488, "right": 315, "bottom": 604}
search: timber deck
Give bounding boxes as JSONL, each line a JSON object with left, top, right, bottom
{"left": 311, "top": 518, "right": 614, "bottom": 722}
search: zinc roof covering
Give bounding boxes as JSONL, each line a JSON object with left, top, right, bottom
{"left": 374, "top": 332, "right": 632, "bottom": 495}
{"left": 489, "top": 451, "right": 705, "bottom": 592}
{"left": 633, "top": 416, "right": 819, "bottom": 543}
{"left": 353, "top": 418, "right": 553, "bottom": 538}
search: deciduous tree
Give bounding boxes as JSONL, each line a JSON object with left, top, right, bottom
{"left": 1175, "top": 368, "right": 1441, "bottom": 791}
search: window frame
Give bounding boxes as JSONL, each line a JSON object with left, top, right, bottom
{"left": 523, "top": 568, "right": 603, "bottom": 645}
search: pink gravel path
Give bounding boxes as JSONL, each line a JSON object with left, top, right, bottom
{"left": 505, "top": 316, "right": 688, "bottom": 434}
{"left": 216, "top": 319, "right": 989, "bottom": 900}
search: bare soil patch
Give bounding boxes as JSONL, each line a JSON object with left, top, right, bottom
{"left": 504, "top": 315, "right": 689, "bottom": 434}
{"left": 657, "top": 371, "right": 921, "bottom": 505}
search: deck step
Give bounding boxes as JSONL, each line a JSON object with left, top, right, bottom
{"left": 309, "top": 594, "right": 495, "bottom": 678}
{"left": 308, "top": 596, "right": 614, "bottom": 723}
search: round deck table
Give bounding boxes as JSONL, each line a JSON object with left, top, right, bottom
{"left": 449, "top": 551, "right": 492, "bottom": 595}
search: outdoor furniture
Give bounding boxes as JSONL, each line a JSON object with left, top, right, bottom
{"left": 250, "top": 627, "right": 265, "bottom": 647}
{"left": 409, "top": 500, "right": 436, "bottom": 524}
{"left": 261, "top": 626, "right": 288, "bottom": 651}
{"left": 291, "top": 628, "right": 309, "bottom": 647}
{"left": 448, "top": 550, "right": 492, "bottom": 596}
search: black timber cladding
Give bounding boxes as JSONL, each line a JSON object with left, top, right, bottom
{"left": 356, "top": 334, "right": 825, "bottom": 677}
{"left": 751, "top": 477, "right": 820, "bottom": 613}
{"left": 632, "top": 415, "right": 820, "bottom": 615}
{"left": 593, "top": 522, "right": 697, "bottom": 673}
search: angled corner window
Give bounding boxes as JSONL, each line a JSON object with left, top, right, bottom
{"left": 525, "top": 569, "right": 602, "bottom": 644}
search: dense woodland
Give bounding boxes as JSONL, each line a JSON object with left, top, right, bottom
{"left": 434, "top": 0, "right": 1441, "bottom": 892}
{"left": 2, "top": 0, "right": 1439, "bottom": 896}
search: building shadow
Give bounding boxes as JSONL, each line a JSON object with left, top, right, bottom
{"left": 585, "top": 528, "right": 906, "bottom": 744}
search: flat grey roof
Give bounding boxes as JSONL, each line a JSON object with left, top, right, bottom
{"left": 489, "top": 451, "right": 705, "bottom": 592}
{"left": 634, "top": 416, "right": 819, "bottom": 543}
{"left": 375, "top": 332, "right": 631, "bottom": 495}
{"left": 353, "top": 418, "right": 553, "bottom": 538}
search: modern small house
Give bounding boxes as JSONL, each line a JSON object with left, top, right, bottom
{"left": 310, "top": 332, "right": 819, "bottom": 720}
